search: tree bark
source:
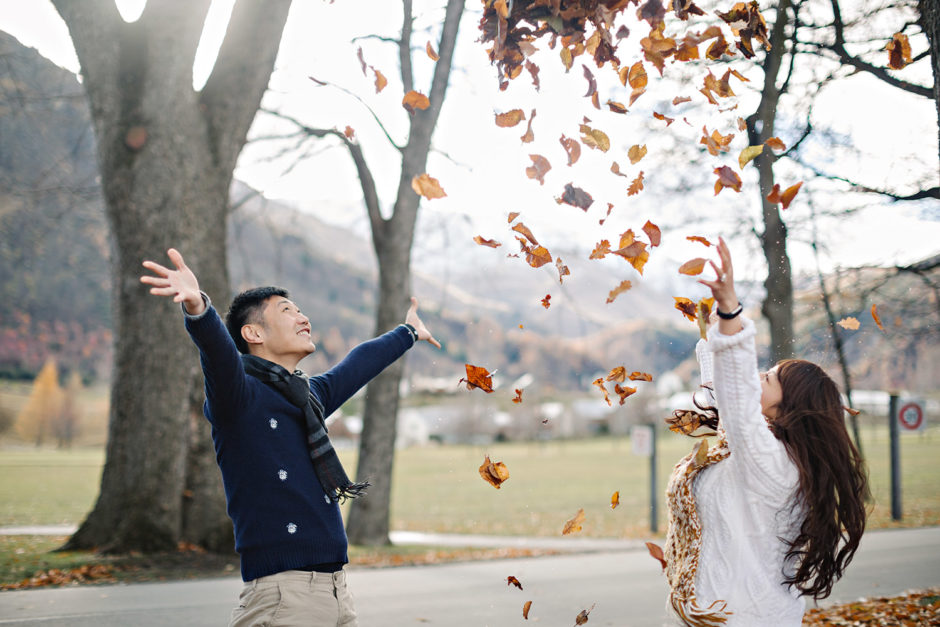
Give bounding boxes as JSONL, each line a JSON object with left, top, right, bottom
{"left": 919, "top": 0, "right": 940, "bottom": 171}
{"left": 345, "top": 0, "right": 465, "bottom": 546}
{"left": 54, "top": 0, "right": 292, "bottom": 553}
{"left": 748, "top": 0, "right": 795, "bottom": 363}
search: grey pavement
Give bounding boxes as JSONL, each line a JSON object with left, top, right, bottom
{"left": 0, "top": 527, "right": 938, "bottom": 626}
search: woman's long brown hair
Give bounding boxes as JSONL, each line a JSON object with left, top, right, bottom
{"left": 667, "top": 359, "right": 869, "bottom": 599}
{"left": 770, "top": 359, "right": 869, "bottom": 599}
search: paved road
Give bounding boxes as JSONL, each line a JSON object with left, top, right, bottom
{"left": 1, "top": 527, "right": 938, "bottom": 626}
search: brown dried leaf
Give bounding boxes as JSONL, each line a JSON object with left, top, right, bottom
{"left": 426, "top": 41, "right": 439, "bottom": 61}
{"left": 525, "top": 154, "right": 552, "bottom": 185}
{"left": 556, "top": 257, "right": 570, "bottom": 283}
{"left": 411, "top": 173, "right": 447, "bottom": 199}
{"left": 738, "top": 144, "right": 764, "bottom": 169}
{"left": 521, "top": 109, "right": 537, "bottom": 143}
{"left": 886, "top": 32, "right": 912, "bottom": 70}
{"left": 628, "top": 171, "right": 645, "bottom": 196}
{"left": 579, "top": 124, "right": 610, "bottom": 152}
{"left": 461, "top": 364, "right": 495, "bottom": 393}
{"left": 562, "top": 508, "right": 585, "bottom": 535}
{"left": 629, "top": 371, "right": 653, "bottom": 382}
{"left": 611, "top": 491, "right": 620, "bottom": 509}
{"left": 679, "top": 257, "right": 707, "bottom": 276}
{"left": 495, "top": 109, "right": 526, "bottom": 128}
{"left": 872, "top": 304, "right": 885, "bottom": 332}
{"left": 590, "top": 239, "right": 612, "bottom": 259}
{"left": 479, "top": 455, "right": 510, "bottom": 488}
{"left": 402, "top": 90, "right": 430, "bottom": 113}
{"left": 837, "top": 317, "right": 860, "bottom": 330}
{"left": 523, "top": 600, "right": 532, "bottom": 619}
{"left": 473, "top": 235, "right": 501, "bottom": 248}
{"left": 642, "top": 220, "right": 661, "bottom": 247}
{"left": 560, "top": 134, "right": 582, "bottom": 166}
{"left": 512, "top": 388, "right": 523, "bottom": 404}
{"left": 628, "top": 144, "right": 648, "bottom": 165}
{"left": 687, "top": 235, "right": 712, "bottom": 247}
{"left": 713, "top": 166, "right": 742, "bottom": 195}
{"left": 606, "top": 366, "right": 627, "bottom": 383}
{"left": 558, "top": 183, "right": 594, "bottom": 210}
{"left": 507, "top": 575, "right": 523, "bottom": 590}
{"left": 575, "top": 603, "right": 596, "bottom": 625}
{"left": 646, "top": 541, "right": 666, "bottom": 571}
{"left": 541, "top": 294, "right": 552, "bottom": 308}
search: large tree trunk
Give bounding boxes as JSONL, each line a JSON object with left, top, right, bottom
{"left": 54, "top": 0, "right": 292, "bottom": 553}
{"left": 920, "top": 0, "right": 940, "bottom": 170}
{"left": 346, "top": 0, "right": 465, "bottom": 546}
{"left": 747, "top": 0, "right": 795, "bottom": 363}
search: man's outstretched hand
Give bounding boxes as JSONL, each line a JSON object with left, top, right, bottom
{"left": 405, "top": 297, "right": 441, "bottom": 349}
{"left": 140, "top": 248, "right": 205, "bottom": 315}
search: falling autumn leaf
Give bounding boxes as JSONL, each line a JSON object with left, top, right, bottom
{"left": 593, "top": 377, "right": 612, "bottom": 406}
{"left": 473, "top": 235, "right": 501, "bottom": 248}
{"left": 606, "top": 100, "right": 628, "bottom": 114}
{"left": 738, "top": 144, "right": 764, "bottom": 169}
{"left": 764, "top": 136, "right": 786, "bottom": 152}
{"left": 674, "top": 296, "right": 697, "bottom": 322}
{"left": 643, "top": 220, "right": 662, "bottom": 247}
{"left": 512, "top": 222, "right": 539, "bottom": 245}
{"left": 692, "top": 437, "right": 710, "bottom": 468}
{"left": 575, "top": 603, "right": 596, "bottom": 625}
{"left": 673, "top": 95, "right": 692, "bottom": 105}
{"left": 713, "top": 166, "right": 742, "bottom": 195}
{"left": 541, "top": 294, "right": 552, "bottom": 308}
{"left": 590, "top": 239, "right": 612, "bottom": 259}
{"left": 558, "top": 183, "right": 594, "bottom": 210}
{"left": 343, "top": 126, "right": 356, "bottom": 139}
{"left": 628, "top": 171, "right": 645, "bottom": 196}
{"left": 521, "top": 109, "right": 537, "bottom": 143}
{"left": 582, "top": 64, "right": 598, "bottom": 99}
{"left": 356, "top": 47, "right": 368, "bottom": 75}
{"left": 525, "top": 154, "right": 552, "bottom": 185}
{"left": 687, "top": 235, "right": 712, "bottom": 247}
{"left": 611, "top": 491, "right": 620, "bottom": 509}
{"left": 614, "top": 384, "right": 637, "bottom": 404}
{"left": 556, "top": 257, "right": 570, "bottom": 283}
{"left": 766, "top": 181, "right": 802, "bottom": 209}
{"left": 508, "top": 211, "right": 520, "bottom": 223}
{"left": 606, "top": 366, "right": 627, "bottom": 382}
{"left": 560, "top": 134, "right": 582, "bottom": 166}
{"left": 886, "top": 32, "right": 912, "bottom": 70}
{"left": 629, "top": 371, "right": 653, "bottom": 382}
{"left": 523, "top": 600, "right": 532, "bottom": 619}
{"left": 628, "top": 144, "right": 648, "bottom": 164}
{"left": 871, "top": 304, "right": 885, "bottom": 331}
{"left": 607, "top": 281, "right": 633, "bottom": 304}
{"left": 512, "top": 388, "right": 523, "bottom": 404}
{"left": 507, "top": 575, "right": 523, "bottom": 590}
{"left": 653, "top": 111, "right": 675, "bottom": 125}
{"left": 562, "top": 508, "right": 585, "bottom": 535}
{"left": 495, "top": 109, "right": 526, "bottom": 128}
{"left": 411, "top": 173, "right": 447, "bottom": 199}
{"left": 679, "top": 257, "right": 708, "bottom": 276}
{"left": 372, "top": 68, "right": 388, "bottom": 93}
{"left": 700, "top": 126, "right": 734, "bottom": 155}
{"left": 610, "top": 162, "right": 629, "bottom": 178}
{"left": 460, "top": 364, "right": 495, "bottom": 393}
{"left": 646, "top": 542, "right": 667, "bottom": 571}
{"left": 402, "top": 90, "right": 430, "bottom": 114}
{"left": 579, "top": 124, "right": 610, "bottom": 152}
{"left": 479, "top": 455, "right": 510, "bottom": 488}
{"left": 837, "top": 317, "right": 860, "bottom": 330}
{"left": 426, "top": 41, "right": 440, "bottom": 61}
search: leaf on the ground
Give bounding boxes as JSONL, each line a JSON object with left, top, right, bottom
{"left": 679, "top": 258, "right": 707, "bottom": 276}
{"left": 837, "top": 317, "right": 860, "bottom": 330}
{"left": 525, "top": 154, "right": 552, "bottom": 185}
{"left": 563, "top": 508, "right": 585, "bottom": 535}
{"left": 871, "top": 304, "right": 885, "bottom": 331}
{"left": 611, "top": 491, "right": 620, "bottom": 509}
{"left": 411, "top": 173, "right": 446, "bottom": 199}
{"left": 460, "top": 364, "right": 495, "bottom": 393}
{"left": 507, "top": 575, "right": 523, "bottom": 590}
{"left": 479, "top": 455, "right": 510, "bottom": 488}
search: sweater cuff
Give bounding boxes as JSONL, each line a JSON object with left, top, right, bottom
{"left": 706, "top": 315, "right": 756, "bottom": 353}
{"left": 397, "top": 323, "right": 418, "bottom": 345}
{"left": 181, "top": 291, "right": 212, "bottom": 320}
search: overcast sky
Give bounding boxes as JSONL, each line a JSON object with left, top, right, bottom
{"left": 2, "top": 0, "right": 938, "bottom": 299}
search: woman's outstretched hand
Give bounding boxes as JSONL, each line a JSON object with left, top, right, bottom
{"left": 697, "top": 237, "right": 743, "bottom": 335}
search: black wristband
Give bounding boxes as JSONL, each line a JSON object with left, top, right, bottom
{"left": 402, "top": 323, "right": 418, "bottom": 342}
{"left": 716, "top": 303, "right": 743, "bottom": 319}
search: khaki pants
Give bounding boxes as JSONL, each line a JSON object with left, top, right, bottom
{"left": 229, "top": 569, "right": 358, "bottom": 627}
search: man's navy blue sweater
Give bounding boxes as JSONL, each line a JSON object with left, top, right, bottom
{"left": 183, "top": 300, "right": 414, "bottom": 581}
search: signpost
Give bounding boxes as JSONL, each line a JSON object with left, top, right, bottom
{"left": 888, "top": 396, "right": 928, "bottom": 521}
{"left": 631, "top": 424, "right": 657, "bottom": 534}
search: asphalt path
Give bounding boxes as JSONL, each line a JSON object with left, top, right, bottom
{"left": 0, "top": 527, "right": 937, "bottom": 626}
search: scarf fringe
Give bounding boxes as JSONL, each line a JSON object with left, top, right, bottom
{"left": 670, "top": 592, "right": 732, "bottom": 626}
{"left": 333, "top": 480, "right": 371, "bottom": 503}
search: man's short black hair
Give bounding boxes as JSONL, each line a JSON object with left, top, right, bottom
{"left": 225, "top": 286, "right": 290, "bottom": 354}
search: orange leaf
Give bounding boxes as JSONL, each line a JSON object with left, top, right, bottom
{"left": 370, "top": 67, "right": 387, "bottom": 93}
{"left": 679, "top": 257, "right": 707, "bottom": 275}
{"left": 628, "top": 171, "right": 645, "bottom": 196}
{"left": 593, "top": 377, "right": 611, "bottom": 406}
{"left": 555, "top": 257, "right": 570, "bottom": 283}
{"left": 525, "top": 154, "right": 552, "bottom": 185}
{"left": 611, "top": 491, "right": 620, "bottom": 509}
{"left": 473, "top": 235, "right": 501, "bottom": 248}
{"left": 402, "top": 90, "right": 430, "bottom": 114}
{"left": 764, "top": 136, "right": 786, "bottom": 152}
{"left": 687, "top": 235, "right": 712, "bottom": 247}
{"left": 606, "top": 100, "right": 628, "bottom": 114}
{"left": 426, "top": 41, "right": 439, "bottom": 61}
{"left": 343, "top": 126, "right": 356, "bottom": 140}
{"left": 579, "top": 124, "right": 610, "bottom": 152}
{"left": 606, "top": 366, "right": 627, "bottom": 382}
{"left": 871, "top": 304, "right": 885, "bottom": 332}
{"left": 575, "top": 603, "right": 596, "bottom": 625}
{"left": 713, "top": 166, "right": 742, "bottom": 195}
{"left": 507, "top": 575, "right": 523, "bottom": 590}
{"left": 652, "top": 111, "right": 674, "bottom": 126}
{"left": 610, "top": 162, "right": 629, "bottom": 178}
{"left": 672, "top": 95, "right": 692, "bottom": 105}
{"left": 411, "top": 173, "right": 446, "bottom": 200}
{"left": 886, "top": 32, "right": 912, "bottom": 70}
{"left": 520, "top": 109, "right": 537, "bottom": 143}
{"left": 511, "top": 222, "right": 539, "bottom": 245}
{"left": 780, "top": 182, "right": 802, "bottom": 209}
{"left": 562, "top": 508, "right": 585, "bottom": 535}
{"left": 460, "top": 364, "right": 495, "bottom": 393}
{"left": 606, "top": 280, "right": 633, "bottom": 303}
{"left": 523, "top": 600, "right": 532, "bottom": 620}
{"left": 642, "top": 220, "right": 661, "bottom": 247}
{"left": 646, "top": 541, "right": 667, "bottom": 571}
{"left": 590, "top": 240, "right": 611, "bottom": 259}
{"left": 614, "top": 383, "right": 637, "bottom": 404}
{"left": 508, "top": 211, "right": 520, "bottom": 223}
{"left": 479, "top": 455, "right": 510, "bottom": 488}
{"left": 495, "top": 109, "right": 526, "bottom": 128}
{"left": 674, "top": 296, "right": 697, "bottom": 322}
{"left": 512, "top": 388, "right": 523, "bottom": 404}
{"left": 837, "top": 317, "right": 860, "bottom": 330}
{"left": 541, "top": 294, "right": 551, "bottom": 308}
{"left": 629, "top": 371, "right": 653, "bottom": 382}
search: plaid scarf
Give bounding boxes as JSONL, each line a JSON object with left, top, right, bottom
{"left": 242, "top": 354, "right": 370, "bottom": 503}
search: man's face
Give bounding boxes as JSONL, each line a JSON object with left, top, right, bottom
{"left": 255, "top": 297, "right": 316, "bottom": 359}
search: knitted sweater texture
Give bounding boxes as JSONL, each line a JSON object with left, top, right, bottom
{"left": 184, "top": 300, "right": 414, "bottom": 581}
{"left": 678, "top": 318, "right": 805, "bottom": 625}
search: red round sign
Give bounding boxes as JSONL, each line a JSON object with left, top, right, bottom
{"left": 898, "top": 402, "right": 924, "bottom": 430}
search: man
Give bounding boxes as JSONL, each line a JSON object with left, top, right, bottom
{"left": 141, "top": 248, "right": 440, "bottom": 626}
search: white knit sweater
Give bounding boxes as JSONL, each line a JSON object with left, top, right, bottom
{"left": 687, "top": 317, "right": 805, "bottom": 626}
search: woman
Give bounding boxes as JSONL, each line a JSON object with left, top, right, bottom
{"left": 661, "top": 237, "right": 869, "bottom": 626}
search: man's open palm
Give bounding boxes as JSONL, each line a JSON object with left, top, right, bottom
{"left": 140, "top": 248, "right": 204, "bottom": 315}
